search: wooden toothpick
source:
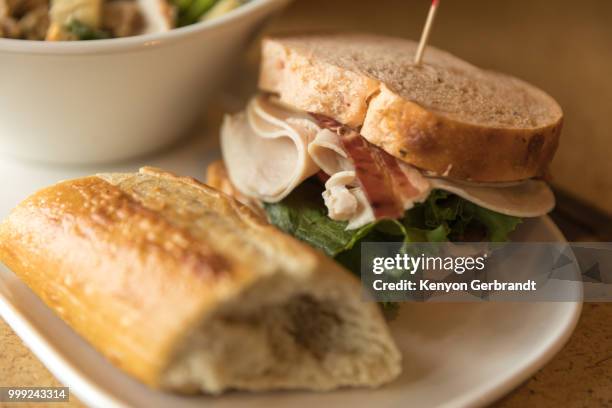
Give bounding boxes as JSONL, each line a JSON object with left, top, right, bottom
{"left": 414, "top": 0, "right": 440, "bottom": 65}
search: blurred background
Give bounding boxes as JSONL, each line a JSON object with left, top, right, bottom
{"left": 243, "top": 0, "right": 612, "bottom": 239}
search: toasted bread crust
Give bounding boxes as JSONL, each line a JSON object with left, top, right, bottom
{"left": 259, "top": 34, "right": 563, "bottom": 182}
{"left": 0, "top": 168, "right": 401, "bottom": 392}
{"left": 0, "top": 172, "right": 249, "bottom": 387}
{"left": 362, "top": 85, "right": 561, "bottom": 181}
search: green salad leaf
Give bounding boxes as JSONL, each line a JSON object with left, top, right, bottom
{"left": 264, "top": 178, "right": 521, "bottom": 317}
{"left": 174, "top": 0, "right": 217, "bottom": 27}
{"left": 65, "top": 20, "right": 110, "bottom": 40}
{"left": 264, "top": 179, "right": 376, "bottom": 257}
{"left": 264, "top": 178, "right": 522, "bottom": 274}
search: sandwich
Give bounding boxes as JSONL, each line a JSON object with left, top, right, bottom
{"left": 212, "top": 33, "right": 563, "bottom": 272}
{"left": 0, "top": 167, "right": 401, "bottom": 393}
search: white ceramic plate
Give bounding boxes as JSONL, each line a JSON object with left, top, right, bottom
{"left": 0, "top": 136, "right": 582, "bottom": 408}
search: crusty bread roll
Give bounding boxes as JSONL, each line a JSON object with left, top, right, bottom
{"left": 259, "top": 33, "right": 563, "bottom": 182}
{"left": 0, "top": 167, "right": 401, "bottom": 394}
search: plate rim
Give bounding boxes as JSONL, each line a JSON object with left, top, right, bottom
{"left": 0, "top": 216, "right": 583, "bottom": 408}
{"left": 450, "top": 216, "right": 582, "bottom": 408}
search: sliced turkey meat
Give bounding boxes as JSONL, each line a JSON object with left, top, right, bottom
{"left": 428, "top": 177, "right": 555, "bottom": 218}
{"left": 221, "top": 95, "right": 320, "bottom": 203}
{"left": 221, "top": 94, "right": 556, "bottom": 230}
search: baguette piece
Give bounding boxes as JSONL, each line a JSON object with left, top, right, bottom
{"left": 260, "top": 33, "right": 563, "bottom": 182}
{"left": 0, "top": 167, "right": 401, "bottom": 394}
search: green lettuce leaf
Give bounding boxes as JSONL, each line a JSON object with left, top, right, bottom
{"left": 263, "top": 179, "right": 376, "bottom": 257}
{"left": 264, "top": 179, "right": 522, "bottom": 273}
{"left": 173, "top": 0, "right": 218, "bottom": 26}
{"left": 417, "top": 189, "right": 522, "bottom": 242}
{"left": 65, "top": 20, "right": 110, "bottom": 40}
{"left": 264, "top": 179, "right": 521, "bottom": 318}
{"left": 468, "top": 204, "right": 523, "bottom": 242}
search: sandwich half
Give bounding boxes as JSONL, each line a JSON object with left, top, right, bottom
{"left": 214, "top": 33, "right": 563, "bottom": 268}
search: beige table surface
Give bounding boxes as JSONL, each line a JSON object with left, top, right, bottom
{"left": 1, "top": 1, "right": 611, "bottom": 407}
{"left": 1, "top": 303, "right": 611, "bottom": 408}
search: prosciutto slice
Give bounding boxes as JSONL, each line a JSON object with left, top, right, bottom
{"left": 312, "top": 114, "right": 431, "bottom": 220}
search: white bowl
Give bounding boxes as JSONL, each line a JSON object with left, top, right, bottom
{"left": 0, "top": 0, "right": 290, "bottom": 164}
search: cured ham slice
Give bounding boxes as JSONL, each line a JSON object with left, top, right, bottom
{"left": 312, "top": 114, "right": 431, "bottom": 220}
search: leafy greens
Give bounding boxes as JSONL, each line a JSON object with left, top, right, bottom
{"left": 264, "top": 179, "right": 521, "bottom": 275}
{"left": 65, "top": 20, "right": 110, "bottom": 40}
